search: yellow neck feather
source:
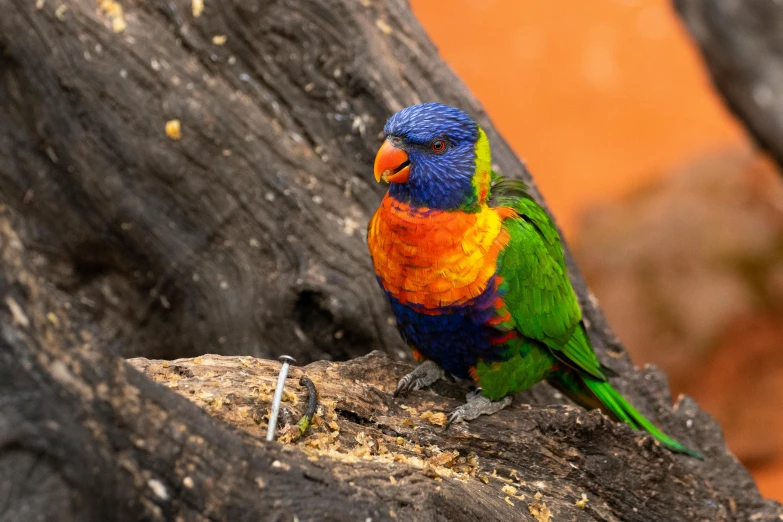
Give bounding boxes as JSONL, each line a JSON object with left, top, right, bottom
{"left": 472, "top": 127, "right": 492, "bottom": 203}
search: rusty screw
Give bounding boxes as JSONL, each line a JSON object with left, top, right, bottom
{"left": 266, "top": 355, "right": 296, "bottom": 442}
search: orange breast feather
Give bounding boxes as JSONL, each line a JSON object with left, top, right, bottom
{"left": 368, "top": 194, "right": 512, "bottom": 309}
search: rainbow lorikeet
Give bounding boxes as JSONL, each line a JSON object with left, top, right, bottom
{"left": 367, "top": 103, "right": 701, "bottom": 458}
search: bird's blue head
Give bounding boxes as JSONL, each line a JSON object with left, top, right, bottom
{"left": 373, "top": 103, "right": 492, "bottom": 211}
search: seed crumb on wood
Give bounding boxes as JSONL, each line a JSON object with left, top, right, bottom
{"left": 166, "top": 120, "right": 182, "bottom": 140}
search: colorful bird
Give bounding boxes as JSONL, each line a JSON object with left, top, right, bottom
{"left": 367, "top": 103, "right": 701, "bottom": 458}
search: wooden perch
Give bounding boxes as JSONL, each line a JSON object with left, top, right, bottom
{"left": 2, "top": 211, "right": 781, "bottom": 520}
{"left": 128, "top": 349, "right": 781, "bottom": 521}
{"left": 674, "top": 0, "right": 783, "bottom": 173}
{"left": 0, "top": 0, "right": 781, "bottom": 519}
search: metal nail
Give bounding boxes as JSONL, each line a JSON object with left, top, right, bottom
{"left": 266, "top": 355, "right": 297, "bottom": 442}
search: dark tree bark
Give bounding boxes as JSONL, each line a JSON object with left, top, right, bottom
{"left": 0, "top": 0, "right": 781, "bottom": 520}
{"left": 2, "top": 213, "right": 781, "bottom": 521}
{"left": 0, "top": 216, "right": 385, "bottom": 521}
{"left": 674, "top": 0, "right": 783, "bottom": 173}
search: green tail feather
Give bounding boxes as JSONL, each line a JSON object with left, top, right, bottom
{"left": 582, "top": 378, "right": 703, "bottom": 459}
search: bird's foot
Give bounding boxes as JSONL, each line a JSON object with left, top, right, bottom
{"left": 393, "top": 360, "right": 445, "bottom": 397}
{"left": 445, "top": 389, "right": 512, "bottom": 429}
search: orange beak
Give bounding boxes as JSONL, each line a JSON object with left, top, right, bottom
{"left": 374, "top": 139, "right": 410, "bottom": 184}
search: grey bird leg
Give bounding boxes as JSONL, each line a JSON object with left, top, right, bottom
{"left": 393, "top": 360, "right": 445, "bottom": 397}
{"left": 445, "top": 389, "right": 512, "bottom": 429}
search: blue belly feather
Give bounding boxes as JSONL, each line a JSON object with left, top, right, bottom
{"left": 385, "top": 277, "right": 507, "bottom": 379}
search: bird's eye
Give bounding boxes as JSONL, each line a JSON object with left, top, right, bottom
{"left": 431, "top": 139, "right": 447, "bottom": 153}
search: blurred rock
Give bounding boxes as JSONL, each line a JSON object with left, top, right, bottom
{"left": 575, "top": 147, "right": 783, "bottom": 466}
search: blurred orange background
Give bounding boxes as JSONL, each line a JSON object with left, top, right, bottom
{"left": 412, "top": 0, "right": 783, "bottom": 500}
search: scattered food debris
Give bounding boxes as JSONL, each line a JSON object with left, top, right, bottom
{"left": 55, "top": 4, "right": 67, "bottom": 20}
{"left": 212, "top": 35, "right": 227, "bottom": 46}
{"left": 165, "top": 120, "right": 182, "bottom": 140}
{"left": 400, "top": 405, "right": 418, "bottom": 416}
{"left": 504, "top": 496, "right": 514, "bottom": 506}
{"left": 192, "top": 0, "right": 203, "bottom": 17}
{"left": 576, "top": 493, "right": 589, "bottom": 509}
{"left": 420, "top": 410, "right": 447, "bottom": 427}
{"left": 502, "top": 483, "right": 526, "bottom": 502}
{"left": 112, "top": 15, "right": 127, "bottom": 33}
{"left": 375, "top": 19, "right": 392, "bottom": 35}
{"left": 99, "top": 0, "right": 126, "bottom": 33}
{"left": 128, "top": 355, "right": 480, "bottom": 492}
{"left": 528, "top": 492, "right": 552, "bottom": 522}
{"left": 428, "top": 450, "right": 458, "bottom": 467}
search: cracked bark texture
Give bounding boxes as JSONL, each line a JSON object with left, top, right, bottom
{"left": 0, "top": 0, "right": 781, "bottom": 520}
{"left": 1, "top": 212, "right": 780, "bottom": 521}
{"left": 674, "top": 0, "right": 783, "bottom": 174}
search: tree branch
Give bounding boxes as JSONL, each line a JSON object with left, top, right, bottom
{"left": 0, "top": 0, "right": 780, "bottom": 519}
{"left": 674, "top": 0, "right": 783, "bottom": 173}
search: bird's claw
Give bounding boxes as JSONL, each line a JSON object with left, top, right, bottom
{"left": 445, "top": 389, "right": 512, "bottom": 429}
{"left": 393, "top": 360, "right": 445, "bottom": 397}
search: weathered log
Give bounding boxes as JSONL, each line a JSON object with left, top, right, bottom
{"left": 130, "top": 349, "right": 783, "bottom": 522}
{"left": 1, "top": 0, "right": 781, "bottom": 519}
{"left": 3, "top": 211, "right": 781, "bottom": 520}
{"left": 674, "top": 0, "right": 783, "bottom": 173}
{"left": 0, "top": 214, "right": 384, "bottom": 521}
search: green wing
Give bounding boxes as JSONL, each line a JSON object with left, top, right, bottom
{"left": 490, "top": 178, "right": 607, "bottom": 381}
